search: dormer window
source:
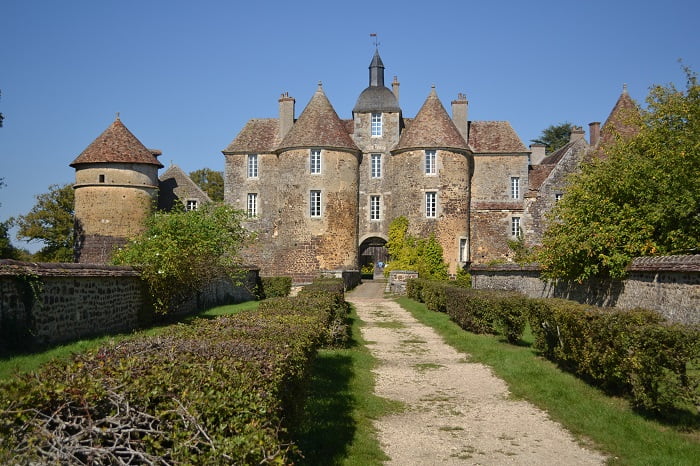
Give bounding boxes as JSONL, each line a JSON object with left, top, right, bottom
{"left": 371, "top": 113, "right": 382, "bottom": 137}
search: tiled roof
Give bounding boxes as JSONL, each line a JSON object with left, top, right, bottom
{"left": 70, "top": 117, "right": 163, "bottom": 167}
{"left": 600, "top": 85, "right": 640, "bottom": 147}
{"left": 223, "top": 119, "right": 279, "bottom": 154}
{"left": 158, "top": 164, "right": 212, "bottom": 211}
{"left": 468, "top": 121, "right": 528, "bottom": 153}
{"left": 277, "top": 84, "right": 359, "bottom": 153}
{"left": 393, "top": 87, "right": 468, "bottom": 153}
{"left": 527, "top": 164, "right": 556, "bottom": 191}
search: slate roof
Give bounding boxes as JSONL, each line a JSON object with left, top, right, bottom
{"left": 158, "top": 164, "right": 212, "bottom": 211}
{"left": 277, "top": 84, "right": 359, "bottom": 153}
{"left": 392, "top": 87, "right": 468, "bottom": 153}
{"left": 468, "top": 121, "right": 529, "bottom": 153}
{"left": 223, "top": 119, "right": 279, "bottom": 154}
{"left": 70, "top": 117, "right": 163, "bottom": 167}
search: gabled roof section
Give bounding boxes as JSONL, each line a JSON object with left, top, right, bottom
{"left": 223, "top": 119, "right": 279, "bottom": 154}
{"left": 392, "top": 87, "right": 468, "bottom": 154}
{"left": 158, "top": 164, "right": 212, "bottom": 211}
{"left": 70, "top": 117, "right": 163, "bottom": 167}
{"left": 277, "top": 83, "right": 359, "bottom": 153}
{"left": 528, "top": 137, "right": 589, "bottom": 191}
{"left": 468, "top": 121, "right": 528, "bottom": 154}
{"left": 599, "top": 84, "right": 640, "bottom": 147}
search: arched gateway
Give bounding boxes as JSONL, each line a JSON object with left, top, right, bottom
{"left": 359, "top": 236, "right": 388, "bottom": 278}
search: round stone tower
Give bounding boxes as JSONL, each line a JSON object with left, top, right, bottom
{"left": 70, "top": 116, "right": 163, "bottom": 263}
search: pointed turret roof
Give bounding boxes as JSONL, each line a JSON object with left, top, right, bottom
{"left": 353, "top": 49, "right": 400, "bottom": 113}
{"left": 392, "top": 87, "right": 468, "bottom": 154}
{"left": 599, "top": 84, "right": 640, "bottom": 147}
{"left": 70, "top": 116, "right": 163, "bottom": 167}
{"left": 277, "top": 83, "right": 359, "bottom": 153}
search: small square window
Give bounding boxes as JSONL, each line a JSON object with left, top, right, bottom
{"left": 425, "top": 150, "right": 436, "bottom": 175}
{"left": 186, "top": 199, "right": 198, "bottom": 211}
{"left": 98, "top": 174, "right": 105, "bottom": 183}
{"left": 310, "top": 150, "right": 321, "bottom": 174}
{"left": 310, "top": 190, "right": 321, "bottom": 217}
{"left": 555, "top": 193, "right": 563, "bottom": 202}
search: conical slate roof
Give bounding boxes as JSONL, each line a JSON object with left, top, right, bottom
{"left": 277, "top": 83, "right": 359, "bottom": 153}
{"left": 392, "top": 87, "right": 468, "bottom": 153}
{"left": 70, "top": 117, "right": 163, "bottom": 167}
{"left": 353, "top": 49, "right": 400, "bottom": 113}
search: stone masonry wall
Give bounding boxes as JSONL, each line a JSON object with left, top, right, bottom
{"left": 470, "top": 255, "right": 700, "bottom": 325}
{"left": 0, "top": 260, "right": 258, "bottom": 349}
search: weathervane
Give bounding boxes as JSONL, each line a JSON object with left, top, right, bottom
{"left": 370, "top": 33, "right": 379, "bottom": 48}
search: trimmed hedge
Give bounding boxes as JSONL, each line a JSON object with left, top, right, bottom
{"left": 259, "top": 276, "right": 293, "bottom": 298}
{"left": 408, "top": 280, "right": 700, "bottom": 412}
{"left": 0, "top": 279, "right": 347, "bottom": 464}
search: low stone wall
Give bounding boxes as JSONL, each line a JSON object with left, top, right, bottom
{"left": 0, "top": 260, "right": 259, "bottom": 349}
{"left": 320, "top": 269, "right": 361, "bottom": 291}
{"left": 470, "top": 255, "right": 699, "bottom": 325}
{"left": 387, "top": 270, "right": 419, "bottom": 294}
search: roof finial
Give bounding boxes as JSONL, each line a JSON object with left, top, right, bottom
{"left": 370, "top": 33, "right": 379, "bottom": 48}
{"left": 622, "top": 83, "right": 628, "bottom": 94}
{"left": 115, "top": 112, "right": 120, "bottom": 121}
{"left": 317, "top": 81, "right": 323, "bottom": 89}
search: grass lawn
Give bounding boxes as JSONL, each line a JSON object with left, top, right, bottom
{"left": 0, "top": 300, "right": 258, "bottom": 380}
{"left": 396, "top": 296, "right": 700, "bottom": 466}
{"left": 292, "top": 304, "right": 403, "bottom": 465}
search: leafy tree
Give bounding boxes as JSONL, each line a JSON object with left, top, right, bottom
{"left": 189, "top": 168, "right": 224, "bottom": 202}
{"left": 15, "top": 183, "right": 75, "bottom": 262}
{"left": 538, "top": 69, "right": 700, "bottom": 282}
{"left": 385, "top": 216, "right": 448, "bottom": 280}
{"left": 531, "top": 122, "right": 573, "bottom": 154}
{"left": 112, "top": 204, "right": 249, "bottom": 313}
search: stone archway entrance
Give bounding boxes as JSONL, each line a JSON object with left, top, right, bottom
{"left": 359, "top": 237, "right": 388, "bottom": 279}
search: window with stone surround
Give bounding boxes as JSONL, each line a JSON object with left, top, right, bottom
{"left": 310, "top": 149, "right": 321, "bottom": 174}
{"left": 511, "top": 177, "right": 520, "bottom": 199}
{"left": 247, "top": 154, "right": 258, "bottom": 178}
{"left": 371, "top": 153, "right": 382, "bottom": 178}
{"left": 371, "top": 113, "right": 382, "bottom": 137}
{"left": 511, "top": 216, "right": 521, "bottom": 237}
{"left": 370, "top": 195, "right": 381, "bottom": 221}
{"left": 425, "top": 191, "right": 437, "bottom": 218}
{"left": 247, "top": 193, "right": 258, "bottom": 218}
{"left": 186, "top": 199, "right": 198, "bottom": 211}
{"left": 459, "top": 238, "right": 468, "bottom": 262}
{"left": 310, "top": 190, "right": 321, "bottom": 217}
{"left": 425, "top": 150, "right": 436, "bottom": 175}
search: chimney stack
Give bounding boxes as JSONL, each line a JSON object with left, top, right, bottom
{"left": 589, "top": 121, "right": 601, "bottom": 147}
{"left": 451, "top": 93, "right": 469, "bottom": 142}
{"left": 529, "top": 144, "right": 546, "bottom": 165}
{"left": 569, "top": 126, "right": 585, "bottom": 142}
{"left": 278, "top": 92, "right": 295, "bottom": 141}
{"left": 392, "top": 75, "right": 400, "bottom": 103}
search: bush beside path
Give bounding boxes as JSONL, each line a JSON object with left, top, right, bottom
{"left": 347, "top": 281, "right": 607, "bottom": 465}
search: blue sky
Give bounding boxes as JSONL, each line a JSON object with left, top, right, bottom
{"left": 1, "top": 0, "right": 698, "bottom": 251}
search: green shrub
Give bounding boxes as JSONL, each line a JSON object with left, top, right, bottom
{"left": 259, "top": 276, "right": 292, "bottom": 298}
{"left": 445, "top": 287, "right": 500, "bottom": 335}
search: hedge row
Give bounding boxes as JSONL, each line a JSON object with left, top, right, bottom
{"left": 0, "top": 279, "right": 348, "bottom": 464}
{"left": 407, "top": 279, "right": 700, "bottom": 412}
{"left": 258, "top": 276, "right": 293, "bottom": 298}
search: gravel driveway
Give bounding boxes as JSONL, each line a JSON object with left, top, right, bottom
{"left": 347, "top": 281, "right": 607, "bottom": 465}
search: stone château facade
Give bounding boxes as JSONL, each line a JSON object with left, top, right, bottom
{"left": 223, "top": 50, "right": 635, "bottom": 282}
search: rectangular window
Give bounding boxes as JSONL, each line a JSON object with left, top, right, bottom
{"left": 425, "top": 150, "right": 436, "bottom": 175}
{"left": 247, "top": 193, "right": 258, "bottom": 218}
{"left": 310, "top": 190, "right": 321, "bottom": 217}
{"left": 511, "top": 176, "right": 520, "bottom": 199}
{"left": 98, "top": 174, "right": 105, "bottom": 183}
{"left": 459, "top": 238, "right": 468, "bottom": 262}
{"left": 371, "top": 113, "right": 382, "bottom": 137}
{"left": 186, "top": 199, "right": 198, "bottom": 211}
{"left": 310, "top": 149, "right": 321, "bottom": 174}
{"left": 247, "top": 154, "right": 258, "bottom": 178}
{"left": 425, "top": 191, "right": 437, "bottom": 218}
{"left": 511, "top": 217, "right": 521, "bottom": 237}
{"left": 370, "top": 195, "right": 381, "bottom": 221}
{"left": 555, "top": 193, "right": 563, "bottom": 202}
{"left": 371, "top": 153, "right": 382, "bottom": 178}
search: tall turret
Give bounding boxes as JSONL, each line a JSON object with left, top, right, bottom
{"left": 70, "top": 116, "right": 162, "bottom": 263}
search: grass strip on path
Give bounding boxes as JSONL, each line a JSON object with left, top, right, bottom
{"left": 293, "top": 303, "right": 403, "bottom": 465}
{"left": 396, "top": 296, "right": 700, "bottom": 466}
